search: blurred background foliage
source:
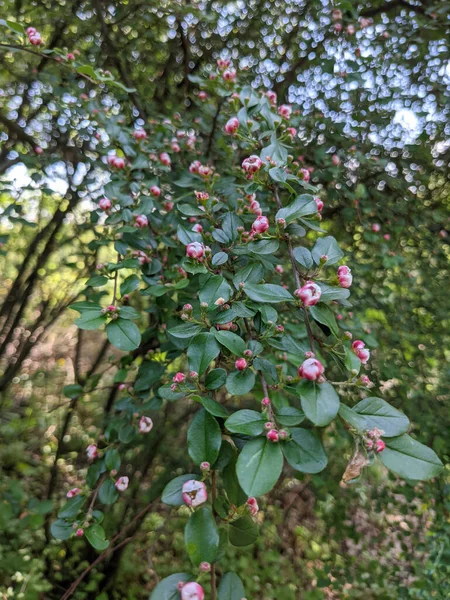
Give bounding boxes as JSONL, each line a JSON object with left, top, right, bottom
{"left": 0, "top": 0, "right": 449, "bottom": 598}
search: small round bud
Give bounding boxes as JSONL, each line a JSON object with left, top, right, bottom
{"left": 243, "top": 349, "right": 253, "bottom": 357}
{"left": 267, "top": 429, "right": 279, "bottom": 442}
{"left": 199, "top": 562, "right": 211, "bottom": 572}
{"left": 261, "top": 396, "right": 271, "bottom": 407}
{"left": 200, "top": 462, "right": 210, "bottom": 471}
{"left": 264, "top": 421, "right": 274, "bottom": 430}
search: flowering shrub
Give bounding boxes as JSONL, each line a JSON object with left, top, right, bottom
{"left": 39, "top": 60, "right": 443, "bottom": 598}
{"left": 0, "top": 15, "right": 445, "bottom": 595}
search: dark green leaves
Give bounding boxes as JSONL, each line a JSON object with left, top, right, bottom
{"left": 85, "top": 524, "right": 110, "bottom": 551}
{"left": 199, "top": 274, "right": 232, "bottom": 306}
{"left": 380, "top": 434, "right": 443, "bottom": 481}
{"left": 218, "top": 572, "right": 246, "bottom": 600}
{"left": 236, "top": 437, "right": 283, "bottom": 497}
{"left": 214, "top": 330, "right": 246, "bottom": 356}
{"left": 226, "top": 370, "right": 256, "bottom": 395}
{"left": 275, "top": 194, "right": 317, "bottom": 224}
{"left": 187, "top": 409, "right": 222, "bottom": 466}
{"left": 243, "top": 283, "right": 293, "bottom": 303}
{"left": 162, "top": 474, "right": 199, "bottom": 506}
{"left": 187, "top": 333, "right": 220, "bottom": 375}
{"left": 225, "top": 410, "right": 266, "bottom": 436}
{"left": 310, "top": 304, "right": 339, "bottom": 337}
{"left": 98, "top": 480, "right": 119, "bottom": 505}
{"left": 293, "top": 246, "right": 314, "bottom": 270}
{"left": 228, "top": 516, "right": 259, "bottom": 547}
{"left": 282, "top": 428, "right": 328, "bottom": 474}
{"left": 311, "top": 236, "right": 343, "bottom": 265}
{"left": 75, "top": 310, "right": 105, "bottom": 331}
{"left": 299, "top": 381, "right": 340, "bottom": 427}
{"left": 339, "top": 397, "right": 409, "bottom": 437}
{"left": 185, "top": 507, "right": 219, "bottom": 565}
{"left": 205, "top": 368, "right": 227, "bottom": 390}
{"left": 169, "top": 323, "right": 204, "bottom": 339}
{"left": 106, "top": 319, "right": 141, "bottom": 351}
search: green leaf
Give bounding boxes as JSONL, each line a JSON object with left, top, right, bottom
{"left": 282, "top": 428, "right": 328, "bottom": 474}
{"left": 86, "top": 275, "right": 108, "bottom": 287}
{"left": 225, "top": 410, "right": 266, "bottom": 436}
{"left": 187, "top": 333, "right": 221, "bottom": 375}
{"left": 205, "top": 368, "right": 227, "bottom": 390}
{"left": 75, "top": 310, "right": 105, "bottom": 330}
{"left": 226, "top": 370, "right": 256, "bottom": 396}
{"left": 344, "top": 347, "right": 361, "bottom": 374}
{"left": 310, "top": 304, "right": 339, "bottom": 337}
{"left": 106, "top": 319, "right": 141, "bottom": 351}
{"left": 218, "top": 572, "right": 246, "bottom": 600}
{"left": 199, "top": 275, "right": 232, "bottom": 306}
{"left": 212, "top": 252, "right": 229, "bottom": 266}
{"left": 192, "top": 395, "right": 229, "bottom": 418}
{"left": 317, "top": 282, "right": 350, "bottom": 302}
{"left": 243, "top": 283, "right": 293, "bottom": 303}
{"left": 293, "top": 246, "right": 314, "bottom": 270}
{"left": 98, "top": 480, "right": 119, "bottom": 505}
{"left": 185, "top": 507, "right": 219, "bottom": 566}
{"left": 339, "top": 397, "right": 409, "bottom": 438}
{"left": 169, "top": 323, "right": 204, "bottom": 339}
{"left": 299, "top": 381, "right": 340, "bottom": 427}
{"left": 187, "top": 408, "right": 222, "bottom": 466}
{"left": 120, "top": 274, "right": 140, "bottom": 295}
{"left": 228, "top": 516, "right": 259, "bottom": 547}
{"left": 276, "top": 407, "right": 305, "bottom": 427}
{"left": 104, "top": 448, "right": 121, "bottom": 471}
{"left": 178, "top": 203, "right": 205, "bottom": 216}
{"left": 236, "top": 437, "right": 284, "bottom": 497}
{"left": 233, "top": 263, "right": 264, "bottom": 288}
{"left": 380, "top": 434, "right": 443, "bottom": 481}
{"left": 118, "top": 306, "right": 140, "bottom": 320}
{"left": 57, "top": 495, "right": 86, "bottom": 519}
{"left": 50, "top": 518, "right": 73, "bottom": 540}
{"left": 161, "top": 474, "right": 199, "bottom": 506}
{"left": 275, "top": 194, "right": 317, "bottom": 224}
{"left": 247, "top": 239, "right": 280, "bottom": 255}
{"left": 85, "top": 524, "right": 110, "bottom": 551}
{"left": 6, "top": 20, "right": 25, "bottom": 35}
{"left": 63, "top": 384, "right": 83, "bottom": 399}
{"left": 76, "top": 65, "right": 96, "bottom": 77}
{"left": 311, "top": 236, "right": 343, "bottom": 265}
{"left": 149, "top": 574, "right": 193, "bottom": 600}
{"left": 214, "top": 330, "right": 246, "bottom": 356}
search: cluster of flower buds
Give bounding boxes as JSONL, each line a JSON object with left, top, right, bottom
{"left": 294, "top": 282, "right": 322, "bottom": 306}
{"left": 223, "top": 68, "right": 236, "bottom": 81}
{"left": 337, "top": 265, "right": 353, "bottom": 288}
{"left": 217, "top": 58, "right": 231, "bottom": 70}
{"left": 182, "top": 480, "right": 208, "bottom": 508}
{"left": 171, "top": 372, "right": 186, "bottom": 390}
{"left": 265, "top": 422, "right": 288, "bottom": 443}
{"left": 180, "top": 581, "right": 205, "bottom": 600}
{"left": 298, "top": 356, "right": 325, "bottom": 381}
{"left": 352, "top": 340, "right": 370, "bottom": 364}
{"left": 364, "top": 428, "right": 385, "bottom": 453}
{"left": 242, "top": 155, "right": 263, "bottom": 178}
{"left": 26, "top": 27, "right": 44, "bottom": 46}
{"left": 134, "top": 214, "right": 148, "bottom": 228}
{"left": 194, "top": 190, "right": 209, "bottom": 204}
{"left": 107, "top": 154, "right": 126, "bottom": 169}
{"left": 251, "top": 215, "right": 269, "bottom": 235}
{"left": 115, "top": 476, "right": 129, "bottom": 491}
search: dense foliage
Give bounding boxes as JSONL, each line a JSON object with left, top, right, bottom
{"left": 0, "top": 1, "right": 449, "bottom": 599}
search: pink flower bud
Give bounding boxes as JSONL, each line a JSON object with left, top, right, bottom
{"left": 246, "top": 496, "right": 259, "bottom": 516}
{"left": 99, "top": 198, "right": 112, "bottom": 211}
{"left": 279, "top": 429, "right": 288, "bottom": 440}
{"left": 75, "top": 528, "right": 84, "bottom": 537}
{"left": 294, "top": 282, "right": 322, "bottom": 306}
{"left": 352, "top": 340, "right": 370, "bottom": 364}
{"left": 182, "top": 480, "right": 207, "bottom": 508}
{"left": 264, "top": 421, "right": 274, "bottom": 430}
{"left": 133, "top": 129, "right": 147, "bottom": 140}
{"left": 278, "top": 104, "right": 292, "bottom": 119}
{"left": 192, "top": 223, "right": 203, "bottom": 233}
{"left": 383, "top": 234, "right": 391, "bottom": 240}
{"left": 331, "top": 154, "right": 340, "bottom": 166}
{"left": 200, "top": 462, "right": 210, "bottom": 471}
{"left": 86, "top": 444, "right": 98, "bottom": 460}
{"left": 261, "top": 396, "right": 271, "bottom": 407}
{"left": 181, "top": 581, "right": 205, "bottom": 600}
{"left": 189, "top": 371, "right": 198, "bottom": 379}
{"left": 371, "top": 223, "right": 381, "bottom": 233}
{"left": 118, "top": 383, "right": 126, "bottom": 391}
{"left": 34, "top": 146, "right": 43, "bottom": 155}
{"left": 251, "top": 215, "right": 269, "bottom": 234}
{"left": 67, "top": 487, "right": 81, "bottom": 498}
{"left": 135, "top": 215, "right": 148, "bottom": 228}
{"left": 359, "top": 375, "right": 372, "bottom": 387}
{"left": 223, "top": 69, "right": 236, "bottom": 81}
{"left": 150, "top": 185, "right": 161, "bottom": 197}
{"left": 375, "top": 439, "right": 386, "bottom": 453}
{"left": 299, "top": 168, "right": 310, "bottom": 182}
{"left": 242, "top": 155, "right": 263, "bottom": 177}
{"left": 224, "top": 117, "right": 239, "bottom": 134}
{"left": 159, "top": 152, "right": 171, "bottom": 166}
{"left": 286, "top": 127, "right": 297, "bottom": 137}
{"left": 172, "top": 372, "right": 186, "bottom": 384}
{"left": 235, "top": 358, "right": 247, "bottom": 371}
{"left": 298, "top": 358, "right": 325, "bottom": 381}
{"left": 198, "top": 91, "right": 208, "bottom": 101}
{"left": 314, "top": 197, "right": 324, "bottom": 212}
{"left": 200, "top": 562, "right": 211, "bottom": 572}
{"left": 243, "top": 349, "right": 253, "bottom": 357}
{"left": 183, "top": 304, "right": 193, "bottom": 312}
{"left": 337, "top": 265, "right": 353, "bottom": 288}
{"left": 139, "top": 416, "right": 153, "bottom": 433}
{"left": 115, "top": 476, "right": 129, "bottom": 492}
{"left": 267, "top": 429, "right": 279, "bottom": 442}
{"left": 67, "top": 53, "right": 75, "bottom": 61}
{"left": 266, "top": 90, "right": 277, "bottom": 105}
{"left": 277, "top": 217, "right": 286, "bottom": 228}
{"left": 113, "top": 157, "right": 125, "bottom": 169}
{"left": 186, "top": 242, "right": 205, "bottom": 259}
